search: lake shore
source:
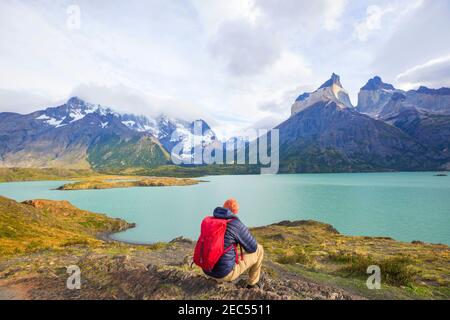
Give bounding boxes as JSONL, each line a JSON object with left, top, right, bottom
{"left": 0, "top": 195, "right": 448, "bottom": 300}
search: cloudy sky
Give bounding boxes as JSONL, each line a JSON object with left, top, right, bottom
{"left": 1, "top": 0, "right": 449, "bottom": 138}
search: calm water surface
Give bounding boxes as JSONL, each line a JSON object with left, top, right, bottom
{"left": 0, "top": 172, "right": 449, "bottom": 245}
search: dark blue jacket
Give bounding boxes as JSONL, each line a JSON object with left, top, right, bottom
{"left": 203, "top": 207, "right": 258, "bottom": 278}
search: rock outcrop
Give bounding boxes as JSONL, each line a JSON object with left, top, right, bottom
{"left": 291, "top": 73, "right": 353, "bottom": 116}
{"left": 357, "top": 77, "right": 450, "bottom": 117}
{"left": 356, "top": 76, "right": 398, "bottom": 116}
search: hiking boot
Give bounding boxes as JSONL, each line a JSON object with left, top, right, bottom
{"left": 246, "top": 282, "right": 262, "bottom": 290}
{"left": 233, "top": 278, "right": 247, "bottom": 288}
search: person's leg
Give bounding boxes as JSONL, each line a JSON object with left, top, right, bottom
{"left": 247, "top": 244, "right": 264, "bottom": 285}
{"left": 216, "top": 244, "right": 264, "bottom": 285}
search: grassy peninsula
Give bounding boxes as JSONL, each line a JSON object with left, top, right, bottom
{"left": 57, "top": 176, "right": 201, "bottom": 190}
{"left": 0, "top": 168, "right": 201, "bottom": 190}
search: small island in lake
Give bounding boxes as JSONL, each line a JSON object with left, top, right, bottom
{"left": 57, "top": 176, "right": 202, "bottom": 190}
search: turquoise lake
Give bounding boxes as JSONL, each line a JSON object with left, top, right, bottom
{"left": 0, "top": 172, "right": 449, "bottom": 245}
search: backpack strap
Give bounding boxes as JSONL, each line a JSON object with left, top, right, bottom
{"left": 230, "top": 244, "right": 244, "bottom": 264}
{"left": 239, "top": 244, "right": 244, "bottom": 261}
{"left": 225, "top": 217, "right": 244, "bottom": 264}
{"left": 223, "top": 244, "right": 235, "bottom": 254}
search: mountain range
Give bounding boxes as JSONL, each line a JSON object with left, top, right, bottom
{"left": 275, "top": 74, "right": 450, "bottom": 172}
{"left": 0, "top": 74, "right": 449, "bottom": 173}
{"left": 0, "top": 97, "right": 216, "bottom": 170}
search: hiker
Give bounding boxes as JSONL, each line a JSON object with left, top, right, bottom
{"left": 193, "top": 198, "right": 264, "bottom": 288}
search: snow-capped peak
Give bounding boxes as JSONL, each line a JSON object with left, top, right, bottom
{"left": 65, "top": 96, "right": 119, "bottom": 120}
{"left": 33, "top": 97, "right": 218, "bottom": 161}
{"left": 35, "top": 97, "right": 122, "bottom": 127}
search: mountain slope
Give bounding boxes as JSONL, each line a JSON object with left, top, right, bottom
{"left": 87, "top": 135, "right": 170, "bottom": 171}
{"left": 0, "top": 97, "right": 217, "bottom": 170}
{"left": 357, "top": 78, "right": 450, "bottom": 169}
{"left": 0, "top": 100, "right": 169, "bottom": 169}
{"left": 274, "top": 74, "right": 447, "bottom": 173}
{"left": 357, "top": 77, "right": 450, "bottom": 117}
{"left": 383, "top": 108, "right": 450, "bottom": 166}
{"left": 277, "top": 100, "right": 439, "bottom": 172}
{"left": 405, "top": 86, "right": 450, "bottom": 114}
{"left": 157, "top": 117, "right": 218, "bottom": 164}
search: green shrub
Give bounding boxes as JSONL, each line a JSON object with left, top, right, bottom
{"left": 330, "top": 252, "right": 418, "bottom": 286}
{"left": 277, "top": 248, "right": 310, "bottom": 265}
{"left": 378, "top": 257, "right": 419, "bottom": 286}
{"left": 62, "top": 238, "right": 91, "bottom": 247}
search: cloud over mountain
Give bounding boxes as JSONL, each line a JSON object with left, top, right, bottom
{"left": 396, "top": 55, "right": 450, "bottom": 89}
{"left": 0, "top": 0, "right": 449, "bottom": 138}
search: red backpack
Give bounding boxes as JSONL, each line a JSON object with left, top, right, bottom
{"left": 193, "top": 216, "right": 242, "bottom": 272}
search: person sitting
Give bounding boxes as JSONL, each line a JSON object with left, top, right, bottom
{"left": 193, "top": 198, "right": 264, "bottom": 288}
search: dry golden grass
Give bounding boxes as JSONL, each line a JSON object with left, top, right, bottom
{"left": 252, "top": 220, "right": 450, "bottom": 289}
{"left": 0, "top": 197, "right": 448, "bottom": 299}
{"left": 0, "top": 196, "right": 132, "bottom": 257}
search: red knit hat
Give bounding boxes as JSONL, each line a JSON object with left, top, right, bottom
{"left": 223, "top": 198, "right": 239, "bottom": 214}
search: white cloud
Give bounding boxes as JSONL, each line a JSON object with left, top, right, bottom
{"left": 354, "top": 5, "right": 394, "bottom": 42}
{"left": 209, "top": 19, "right": 281, "bottom": 76}
{"left": 0, "top": 0, "right": 448, "bottom": 138}
{"left": 191, "top": 0, "right": 261, "bottom": 34}
{"left": 71, "top": 83, "right": 207, "bottom": 123}
{"left": 371, "top": 0, "right": 450, "bottom": 83}
{"left": 353, "top": 0, "right": 424, "bottom": 42}
{"left": 0, "top": 89, "right": 56, "bottom": 114}
{"left": 396, "top": 54, "right": 450, "bottom": 89}
{"left": 246, "top": 114, "right": 287, "bottom": 131}
{"left": 206, "top": 0, "right": 348, "bottom": 77}
{"left": 251, "top": 52, "right": 313, "bottom": 117}
{"left": 255, "top": 0, "right": 347, "bottom": 32}
{"left": 323, "top": 0, "right": 348, "bottom": 31}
